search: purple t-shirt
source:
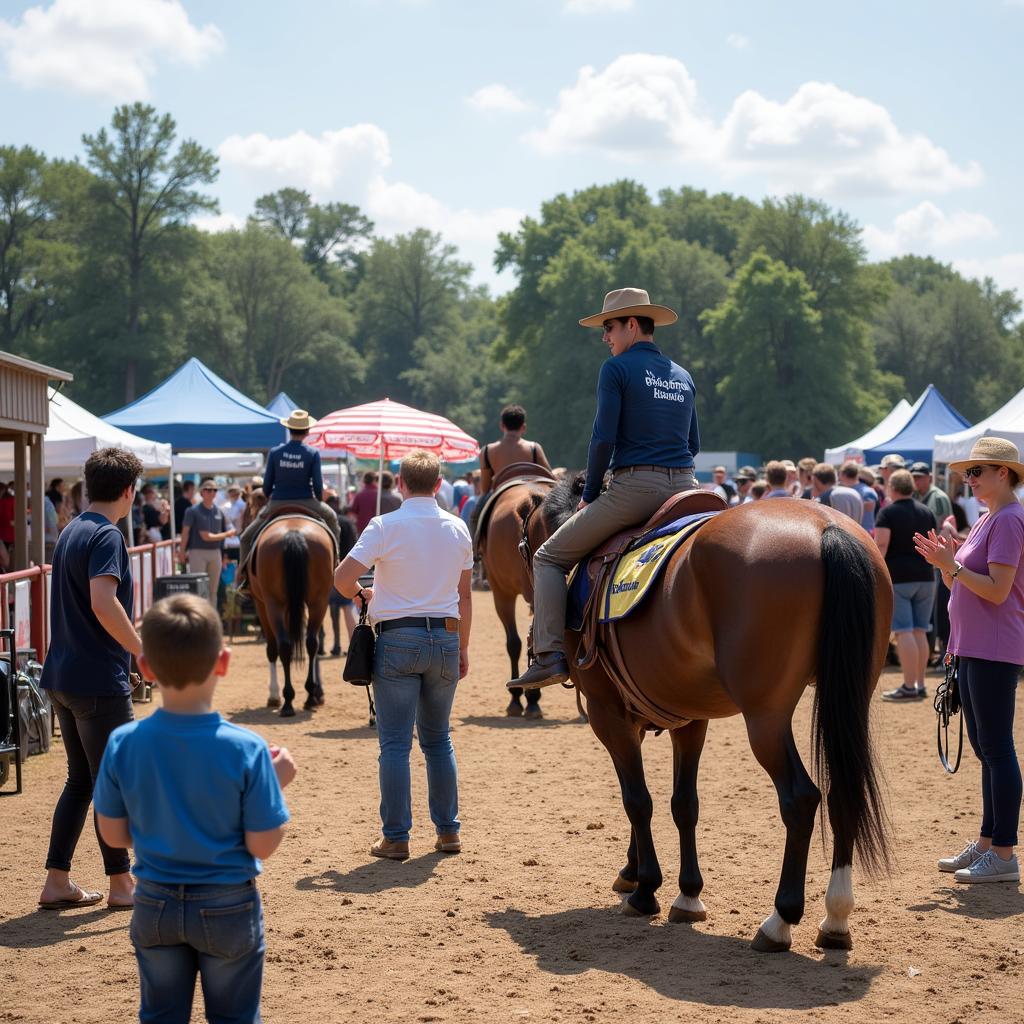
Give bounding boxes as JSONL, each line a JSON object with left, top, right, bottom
{"left": 948, "top": 502, "right": 1024, "bottom": 665}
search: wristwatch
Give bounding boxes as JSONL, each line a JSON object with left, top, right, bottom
{"left": 951, "top": 562, "right": 964, "bottom": 580}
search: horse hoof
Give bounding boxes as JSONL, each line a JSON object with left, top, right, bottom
{"left": 612, "top": 874, "right": 637, "bottom": 894}
{"left": 815, "top": 928, "right": 853, "bottom": 951}
{"left": 524, "top": 704, "right": 543, "bottom": 720}
{"left": 280, "top": 705, "right": 296, "bottom": 718}
{"left": 314, "top": 693, "right": 325, "bottom": 706}
{"left": 622, "top": 895, "right": 660, "bottom": 918}
{"left": 266, "top": 697, "right": 281, "bottom": 709}
{"left": 751, "top": 928, "right": 791, "bottom": 953}
{"left": 505, "top": 700, "right": 524, "bottom": 717}
{"left": 303, "top": 699, "right": 317, "bottom": 711}
{"left": 668, "top": 907, "right": 707, "bottom": 923}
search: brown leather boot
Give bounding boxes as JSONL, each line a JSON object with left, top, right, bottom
{"left": 507, "top": 652, "right": 570, "bottom": 691}
{"left": 435, "top": 833, "right": 462, "bottom": 854}
{"left": 370, "top": 838, "right": 409, "bottom": 861}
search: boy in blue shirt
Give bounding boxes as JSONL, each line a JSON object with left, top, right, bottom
{"left": 94, "top": 595, "right": 295, "bottom": 1024}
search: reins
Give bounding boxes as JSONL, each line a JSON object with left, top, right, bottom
{"left": 934, "top": 655, "right": 963, "bottom": 774}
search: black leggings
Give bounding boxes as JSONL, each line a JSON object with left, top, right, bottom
{"left": 45, "top": 691, "right": 134, "bottom": 876}
{"left": 959, "top": 657, "right": 1023, "bottom": 847}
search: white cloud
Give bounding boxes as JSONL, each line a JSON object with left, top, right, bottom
{"left": 863, "top": 201, "right": 997, "bottom": 258}
{"left": 564, "top": 0, "right": 633, "bottom": 11}
{"left": 954, "top": 253, "right": 1024, "bottom": 298}
{"left": 466, "top": 83, "right": 531, "bottom": 114}
{"left": 0, "top": 0, "right": 223, "bottom": 100}
{"left": 192, "top": 212, "right": 245, "bottom": 233}
{"left": 528, "top": 54, "right": 983, "bottom": 197}
{"left": 726, "top": 33, "right": 750, "bottom": 49}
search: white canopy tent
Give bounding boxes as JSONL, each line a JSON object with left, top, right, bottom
{"left": 172, "top": 452, "right": 266, "bottom": 475}
{"left": 933, "top": 386, "right": 1024, "bottom": 464}
{"left": 824, "top": 399, "right": 913, "bottom": 465}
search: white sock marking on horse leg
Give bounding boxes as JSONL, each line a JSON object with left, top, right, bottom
{"left": 268, "top": 662, "right": 280, "bottom": 701}
{"left": 672, "top": 894, "right": 706, "bottom": 915}
{"left": 819, "top": 865, "right": 853, "bottom": 935}
{"left": 759, "top": 909, "right": 792, "bottom": 946}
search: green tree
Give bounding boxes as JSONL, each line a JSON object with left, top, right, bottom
{"left": 656, "top": 186, "right": 756, "bottom": 265}
{"left": 82, "top": 103, "right": 218, "bottom": 401}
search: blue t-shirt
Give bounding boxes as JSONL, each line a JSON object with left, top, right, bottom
{"left": 263, "top": 440, "right": 323, "bottom": 502}
{"left": 854, "top": 480, "right": 877, "bottom": 531}
{"left": 41, "top": 511, "right": 133, "bottom": 697}
{"left": 583, "top": 342, "right": 700, "bottom": 503}
{"left": 93, "top": 710, "right": 290, "bottom": 884}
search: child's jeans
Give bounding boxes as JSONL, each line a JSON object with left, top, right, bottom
{"left": 131, "top": 879, "right": 264, "bottom": 1024}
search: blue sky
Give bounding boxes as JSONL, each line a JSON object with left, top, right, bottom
{"left": 2, "top": 0, "right": 1021, "bottom": 296}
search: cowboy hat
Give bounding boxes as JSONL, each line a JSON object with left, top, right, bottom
{"left": 579, "top": 287, "right": 678, "bottom": 329}
{"left": 948, "top": 436, "right": 1024, "bottom": 479}
{"left": 280, "top": 409, "right": 317, "bottom": 431}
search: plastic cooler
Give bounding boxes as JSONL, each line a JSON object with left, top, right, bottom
{"left": 153, "top": 573, "right": 211, "bottom": 602}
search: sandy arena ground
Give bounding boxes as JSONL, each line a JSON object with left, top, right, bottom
{"left": 2, "top": 591, "right": 1023, "bottom": 1024}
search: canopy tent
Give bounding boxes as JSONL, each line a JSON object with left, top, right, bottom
{"left": 105, "top": 358, "right": 282, "bottom": 451}
{"left": 859, "top": 385, "right": 968, "bottom": 465}
{"left": 172, "top": 452, "right": 266, "bottom": 475}
{"left": 0, "top": 387, "right": 172, "bottom": 477}
{"left": 934, "top": 386, "right": 1024, "bottom": 464}
{"left": 307, "top": 398, "right": 478, "bottom": 514}
{"left": 266, "top": 391, "right": 301, "bottom": 419}
{"left": 824, "top": 399, "right": 913, "bottom": 465}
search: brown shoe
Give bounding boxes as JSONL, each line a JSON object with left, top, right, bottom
{"left": 506, "top": 652, "right": 570, "bottom": 691}
{"left": 370, "top": 838, "right": 409, "bottom": 861}
{"left": 435, "top": 833, "right": 462, "bottom": 854}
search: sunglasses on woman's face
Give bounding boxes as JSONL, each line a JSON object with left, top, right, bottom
{"left": 964, "top": 464, "right": 1000, "bottom": 478}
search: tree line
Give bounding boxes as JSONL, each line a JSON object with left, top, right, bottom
{"left": 3, "top": 104, "right": 1021, "bottom": 465}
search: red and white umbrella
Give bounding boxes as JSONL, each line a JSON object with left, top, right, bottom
{"left": 307, "top": 398, "right": 478, "bottom": 513}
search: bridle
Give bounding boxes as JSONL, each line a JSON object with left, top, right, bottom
{"left": 518, "top": 500, "right": 541, "bottom": 575}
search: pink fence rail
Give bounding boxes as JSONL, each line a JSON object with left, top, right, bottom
{"left": 0, "top": 539, "right": 177, "bottom": 661}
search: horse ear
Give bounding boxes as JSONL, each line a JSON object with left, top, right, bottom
{"left": 571, "top": 472, "right": 587, "bottom": 496}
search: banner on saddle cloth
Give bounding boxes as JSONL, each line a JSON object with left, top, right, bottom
{"left": 599, "top": 512, "right": 718, "bottom": 623}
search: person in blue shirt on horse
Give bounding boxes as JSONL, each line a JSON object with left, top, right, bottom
{"left": 509, "top": 288, "right": 700, "bottom": 690}
{"left": 238, "top": 410, "right": 341, "bottom": 587}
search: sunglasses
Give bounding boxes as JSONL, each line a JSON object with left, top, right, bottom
{"left": 964, "top": 465, "right": 1001, "bottom": 478}
{"left": 201, "top": 487, "right": 217, "bottom": 493}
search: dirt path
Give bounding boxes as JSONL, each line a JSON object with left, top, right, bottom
{"left": 1, "top": 592, "right": 1022, "bottom": 1023}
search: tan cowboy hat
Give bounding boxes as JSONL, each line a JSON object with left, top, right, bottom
{"left": 579, "top": 287, "right": 678, "bottom": 329}
{"left": 280, "top": 409, "right": 317, "bottom": 431}
{"left": 948, "top": 436, "right": 1024, "bottom": 479}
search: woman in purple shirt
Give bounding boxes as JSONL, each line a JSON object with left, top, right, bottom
{"left": 915, "top": 437, "right": 1024, "bottom": 884}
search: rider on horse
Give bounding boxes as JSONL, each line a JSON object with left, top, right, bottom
{"left": 237, "top": 409, "right": 341, "bottom": 589}
{"left": 508, "top": 287, "right": 700, "bottom": 690}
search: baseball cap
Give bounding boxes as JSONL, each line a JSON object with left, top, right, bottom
{"left": 909, "top": 462, "right": 931, "bottom": 476}
{"left": 879, "top": 454, "right": 905, "bottom": 468}
{"left": 735, "top": 465, "right": 758, "bottom": 482}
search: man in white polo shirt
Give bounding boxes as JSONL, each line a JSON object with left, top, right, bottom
{"left": 334, "top": 449, "right": 473, "bottom": 862}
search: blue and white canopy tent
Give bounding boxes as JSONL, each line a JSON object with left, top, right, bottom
{"left": 266, "top": 391, "right": 301, "bottom": 420}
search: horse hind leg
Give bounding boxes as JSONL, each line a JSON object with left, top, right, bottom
{"left": 303, "top": 609, "right": 326, "bottom": 711}
{"left": 745, "top": 714, "right": 821, "bottom": 953}
{"left": 668, "top": 719, "right": 709, "bottom": 923}
{"left": 257, "top": 604, "right": 281, "bottom": 708}
{"left": 493, "top": 589, "right": 525, "bottom": 716}
{"left": 815, "top": 793, "right": 855, "bottom": 950}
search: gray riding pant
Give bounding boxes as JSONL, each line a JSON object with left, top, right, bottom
{"left": 532, "top": 467, "right": 696, "bottom": 656}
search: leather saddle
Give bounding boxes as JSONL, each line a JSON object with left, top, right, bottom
{"left": 475, "top": 465, "right": 557, "bottom": 553}
{"left": 491, "top": 462, "right": 556, "bottom": 490}
{"left": 250, "top": 505, "right": 339, "bottom": 571}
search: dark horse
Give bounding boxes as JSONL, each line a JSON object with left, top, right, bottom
{"left": 523, "top": 476, "right": 892, "bottom": 952}
{"left": 250, "top": 517, "right": 335, "bottom": 718}
{"left": 479, "top": 477, "right": 555, "bottom": 718}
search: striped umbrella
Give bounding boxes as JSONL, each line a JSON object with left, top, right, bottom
{"left": 306, "top": 398, "right": 478, "bottom": 513}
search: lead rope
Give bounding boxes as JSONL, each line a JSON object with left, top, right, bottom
{"left": 934, "top": 655, "right": 963, "bottom": 774}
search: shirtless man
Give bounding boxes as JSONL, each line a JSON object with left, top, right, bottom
{"left": 479, "top": 405, "right": 551, "bottom": 492}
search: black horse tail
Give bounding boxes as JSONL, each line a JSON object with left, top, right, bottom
{"left": 281, "top": 529, "right": 308, "bottom": 664}
{"left": 813, "top": 524, "right": 890, "bottom": 874}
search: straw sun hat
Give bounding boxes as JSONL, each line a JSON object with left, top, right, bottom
{"left": 281, "top": 409, "right": 317, "bottom": 431}
{"left": 579, "top": 287, "right": 678, "bottom": 329}
{"left": 948, "top": 436, "right": 1024, "bottom": 479}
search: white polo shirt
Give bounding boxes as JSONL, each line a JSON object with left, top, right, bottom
{"left": 348, "top": 497, "right": 473, "bottom": 623}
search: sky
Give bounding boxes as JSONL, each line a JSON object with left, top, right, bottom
{"left": 1, "top": 0, "right": 1021, "bottom": 297}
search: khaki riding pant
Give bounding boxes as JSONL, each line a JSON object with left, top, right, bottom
{"left": 532, "top": 467, "right": 696, "bottom": 656}
{"left": 186, "top": 549, "right": 222, "bottom": 609}
{"left": 238, "top": 497, "right": 340, "bottom": 568}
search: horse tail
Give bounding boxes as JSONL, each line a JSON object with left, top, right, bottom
{"left": 281, "top": 529, "right": 308, "bottom": 664}
{"left": 813, "top": 524, "right": 890, "bottom": 874}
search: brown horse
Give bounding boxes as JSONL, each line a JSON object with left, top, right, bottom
{"left": 479, "top": 477, "right": 556, "bottom": 717}
{"left": 250, "top": 517, "right": 335, "bottom": 718}
{"left": 525, "top": 476, "right": 892, "bottom": 952}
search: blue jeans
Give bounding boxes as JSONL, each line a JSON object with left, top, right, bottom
{"left": 131, "top": 879, "right": 264, "bottom": 1024}
{"left": 373, "top": 626, "right": 460, "bottom": 841}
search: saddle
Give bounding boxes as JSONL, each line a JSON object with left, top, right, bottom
{"left": 474, "top": 466, "right": 557, "bottom": 554}
{"left": 572, "top": 489, "right": 727, "bottom": 730}
{"left": 248, "top": 505, "right": 339, "bottom": 574}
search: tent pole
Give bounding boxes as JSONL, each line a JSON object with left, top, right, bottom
{"left": 376, "top": 441, "right": 384, "bottom": 516}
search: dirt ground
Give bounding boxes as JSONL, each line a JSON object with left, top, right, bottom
{"left": 1, "top": 591, "right": 1023, "bottom": 1024}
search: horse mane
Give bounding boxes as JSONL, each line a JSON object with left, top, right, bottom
{"left": 540, "top": 472, "right": 586, "bottom": 534}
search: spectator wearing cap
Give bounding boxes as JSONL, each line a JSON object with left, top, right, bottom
{"left": 811, "top": 463, "right": 863, "bottom": 524}
{"left": 712, "top": 466, "right": 736, "bottom": 505}
{"left": 733, "top": 466, "right": 757, "bottom": 505}
{"left": 763, "top": 461, "right": 793, "bottom": 498}
{"left": 879, "top": 453, "right": 905, "bottom": 485}
{"left": 179, "top": 480, "right": 234, "bottom": 608}
{"left": 910, "top": 463, "right": 953, "bottom": 522}
{"left": 875, "top": 469, "right": 938, "bottom": 701}
{"left": 840, "top": 462, "right": 877, "bottom": 532}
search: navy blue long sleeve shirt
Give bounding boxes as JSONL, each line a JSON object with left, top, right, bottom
{"left": 582, "top": 342, "right": 700, "bottom": 503}
{"left": 263, "top": 440, "right": 324, "bottom": 501}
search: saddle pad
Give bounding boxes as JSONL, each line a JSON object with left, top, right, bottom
{"left": 599, "top": 511, "right": 718, "bottom": 623}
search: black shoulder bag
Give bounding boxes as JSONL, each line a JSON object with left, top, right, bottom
{"left": 934, "top": 655, "right": 963, "bottom": 773}
{"left": 343, "top": 593, "right": 375, "bottom": 686}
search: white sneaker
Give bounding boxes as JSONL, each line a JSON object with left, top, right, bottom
{"left": 954, "top": 849, "right": 1020, "bottom": 884}
{"left": 938, "top": 839, "right": 982, "bottom": 873}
